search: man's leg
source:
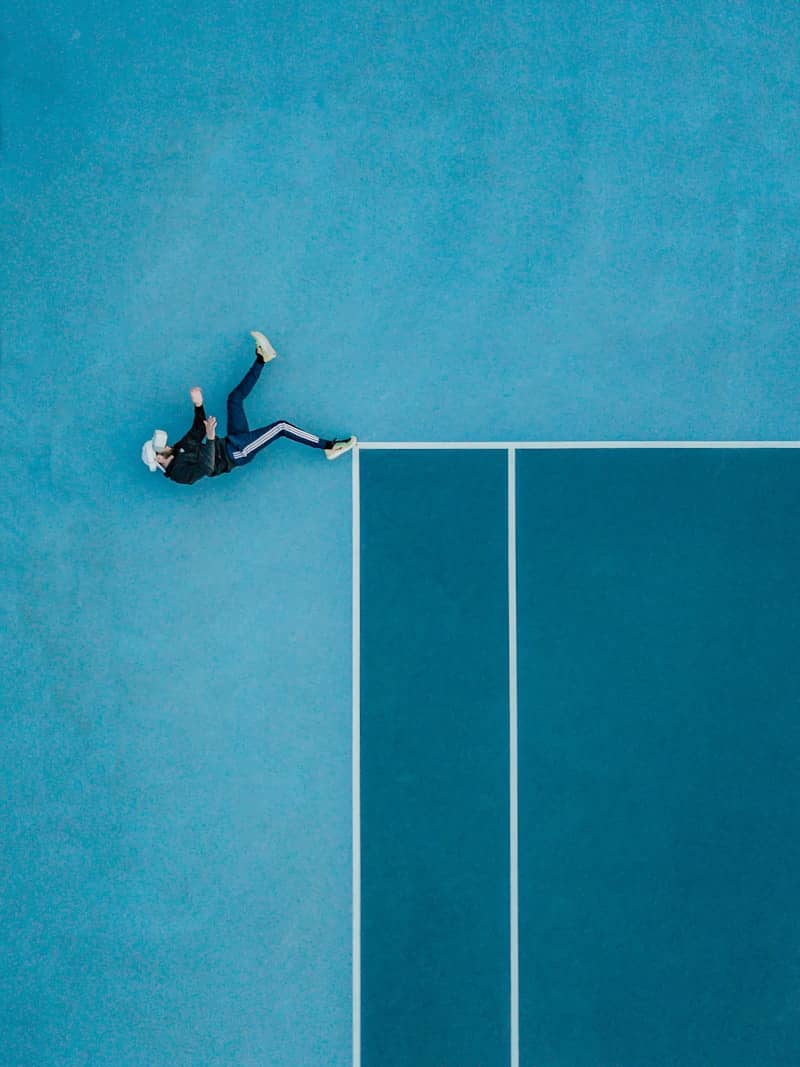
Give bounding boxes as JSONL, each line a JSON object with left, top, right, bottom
{"left": 226, "top": 359, "right": 264, "bottom": 436}
{"left": 227, "top": 420, "right": 334, "bottom": 464}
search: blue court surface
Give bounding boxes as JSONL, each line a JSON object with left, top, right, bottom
{"left": 359, "top": 445, "right": 800, "bottom": 1067}
{"left": 3, "top": 2, "right": 800, "bottom": 1065}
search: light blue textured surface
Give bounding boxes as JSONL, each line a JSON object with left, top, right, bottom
{"left": 3, "top": 1, "right": 800, "bottom": 1063}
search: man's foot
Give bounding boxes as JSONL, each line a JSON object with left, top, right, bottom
{"left": 250, "top": 331, "right": 277, "bottom": 363}
{"left": 325, "top": 436, "right": 357, "bottom": 461}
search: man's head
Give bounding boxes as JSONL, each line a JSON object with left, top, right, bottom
{"left": 141, "top": 430, "right": 170, "bottom": 472}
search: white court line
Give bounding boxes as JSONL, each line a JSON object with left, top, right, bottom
{"left": 508, "top": 448, "right": 520, "bottom": 1067}
{"left": 352, "top": 445, "right": 362, "bottom": 1067}
{"left": 357, "top": 440, "right": 800, "bottom": 450}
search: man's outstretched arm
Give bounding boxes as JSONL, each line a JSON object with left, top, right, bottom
{"left": 173, "top": 387, "right": 207, "bottom": 450}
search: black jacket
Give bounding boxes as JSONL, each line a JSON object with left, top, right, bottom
{"left": 164, "top": 405, "right": 234, "bottom": 485}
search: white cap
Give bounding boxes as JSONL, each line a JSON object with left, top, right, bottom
{"left": 141, "top": 430, "right": 169, "bottom": 472}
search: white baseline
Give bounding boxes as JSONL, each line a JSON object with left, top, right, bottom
{"left": 357, "top": 440, "right": 800, "bottom": 450}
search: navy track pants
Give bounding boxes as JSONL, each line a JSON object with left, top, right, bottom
{"left": 223, "top": 359, "right": 334, "bottom": 466}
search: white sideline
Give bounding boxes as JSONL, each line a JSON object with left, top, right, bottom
{"left": 508, "top": 449, "right": 519, "bottom": 1067}
{"left": 352, "top": 445, "right": 361, "bottom": 1067}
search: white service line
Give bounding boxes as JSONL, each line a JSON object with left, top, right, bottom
{"left": 508, "top": 448, "right": 520, "bottom": 1067}
{"left": 357, "top": 440, "right": 800, "bottom": 450}
{"left": 352, "top": 445, "right": 362, "bottom": 1067}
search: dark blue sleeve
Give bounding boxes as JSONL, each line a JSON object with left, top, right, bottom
{"left": 199, "top": 440, "right": 215, "bottom": 476}
{"left": 173, "top": 405, "right": 206, "bottom": 450}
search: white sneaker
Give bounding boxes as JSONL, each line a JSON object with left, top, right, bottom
{"left": 250, "top": 331, "right": 277, "bottom": 362}
{"left": 325, "top": 436, "right": 357, "bottom": 460}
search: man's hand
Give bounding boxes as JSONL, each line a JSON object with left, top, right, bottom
{"left": 190, "top": 387, "right": 203, "bottom": 407}
{"left": 204, "top": 416, "right": 217, "bottom": 440}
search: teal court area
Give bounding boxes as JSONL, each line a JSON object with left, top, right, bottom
{"left": 358, "top": 445, "right": 800, "bottom": 1067}
{"left": 3, "top": 2, "right": 800, "bottom": 1064}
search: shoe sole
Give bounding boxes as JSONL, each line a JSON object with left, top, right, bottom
{"left": 250, "top": 331, "right": 277, "bottom": 361}
{"left": 325, "top": 438, "right": 357, "bottom": 460}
